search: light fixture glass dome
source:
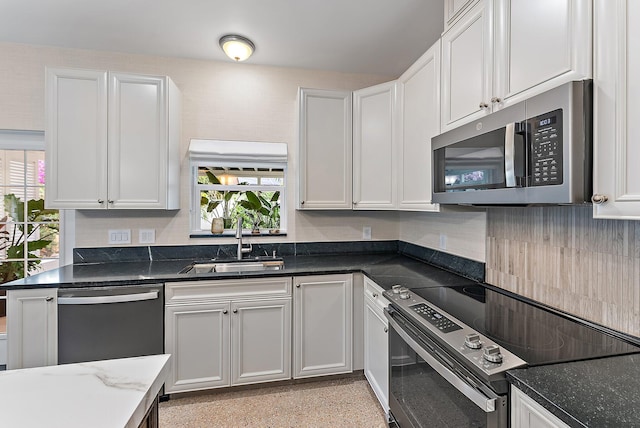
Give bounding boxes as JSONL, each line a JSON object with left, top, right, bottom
{"left": 219, "top": 35, "right": 255, "bottom": 62}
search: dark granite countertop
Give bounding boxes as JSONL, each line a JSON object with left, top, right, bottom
{"left": 0, "top": 252, "right": 479, "bottom": 290}
{"left": 508, "top": 354, "right": 640, "bottom": 427}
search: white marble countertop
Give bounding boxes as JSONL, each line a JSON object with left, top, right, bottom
{"left": 0, "top": 354, "right": 170, "bottom": 428}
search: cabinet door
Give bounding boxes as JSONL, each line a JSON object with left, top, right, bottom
{"left": 293, "top": 274, "right": 353, "bottom": 378}
{"left": 297, "top": 88, "right": 352, "bottom": 210}
{"left": 231, "top": 298, "right": 291, "bottom": 385}
{"left": 164, "top": 302, "right": 230, "bottom": 393}
{"left": 108, "top": 73, "right": 168, "bottom": 209}
{"left": 441, "top": 0, "right": 493, "bottom": 132}
{"left": 6, "top": 289, "right": 57, "bottom": 369}
{"left": 397, "top": 41, "right": 441, "bottom": 211}
{"left": 353, "top": 81, "right": 396, "bottom": 209}
{"left": 364, "top": 282, "right": 389, "bottom": 413}
{"left": 511, "top": 385, "right": 571, "bottom": 428}
{"left": 593, "top": 0, "right": 640, "bottom": 219}
{"left": 445, "top": 0, "right": 479, "bottom": 29}
{"left": 494, "top": 0, "right": 592, "bottom": 108}
{"left": 45, "top": 68, "right": 108, "bottom": 209}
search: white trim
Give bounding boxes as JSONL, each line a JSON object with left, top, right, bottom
{"left": 0, "top": 130, "right": 45, "bottom": 151}
{"left": 60, "top": 209, "right": 75, "bottom": 266}
{"left": 189, "top": 139, "right": 288, "bottom": 165}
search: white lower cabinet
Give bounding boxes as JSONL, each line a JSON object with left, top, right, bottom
{"left": 164, "top": 278, "right": 291, "bottom": 393}
{"left": 293, "top": 274, "right": 353, "bottom": 378}
{"left": 363, "top": 278, "right": 390, "bottom": 414}
{"left": 6, "top": 288, "right": 58, "bottom": 370}
{"left": 511, "top": 385, "right": 571, "bottom": 428}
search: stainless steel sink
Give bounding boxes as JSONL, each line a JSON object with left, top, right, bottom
{"left": 180, "top": 258, "right": 284, "bottom": 274}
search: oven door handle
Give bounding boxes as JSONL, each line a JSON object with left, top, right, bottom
{"left": 386, "top": 314, "right": 498, "bottom": 413}
{"left": 57, "top": 291, "right": 159, "bottom": 305}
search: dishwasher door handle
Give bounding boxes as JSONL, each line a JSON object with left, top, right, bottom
{"left": 58, "top": 291, "right": 159, "bottom": 305}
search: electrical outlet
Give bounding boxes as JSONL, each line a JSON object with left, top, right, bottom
{"left": 439, "top": 233, "right": 447, "bottom": 250}
{"left": 139, "top": 229, "right": 156, "bottom": 244}
{"left": 363, "top": 226, "right": 372, "bottom": 240}
{"left": 108, "top": 229, "right": 131, "bottom": 245}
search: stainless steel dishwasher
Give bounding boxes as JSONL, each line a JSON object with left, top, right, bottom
{"left": 58, "top": 284, "right": 164, "bottom": 364}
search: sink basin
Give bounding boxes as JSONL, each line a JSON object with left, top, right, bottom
{"left": 180, "top": 258, "right": 285, "bottom": 274}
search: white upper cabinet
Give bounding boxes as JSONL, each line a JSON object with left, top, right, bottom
{"left": 297, "top": 88, "right": 353, "bottom": 210}
{"left": 396, "top": 41, "right": 441, "bottom": 211}
{"left": 441, "top": 0, "right": 592, "bottom": 132}
{"left": 441, "top": 0, "right": 494, "bottom": 131}
{"left": 353, "top": 81, "right": 397, "bottom": 210}
{"left": 493, "top": 0, "right": 592, "bottom": 107}
{"left": 592, "top": 0, "right": 640, "bottom": 219}
{"left": 45, "top": 68, "right": 181, "bottom": 210}
{"left": 444, "top": 0, "right": 479, "bottom": 30}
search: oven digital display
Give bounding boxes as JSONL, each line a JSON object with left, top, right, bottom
{"left": 538, "top": 116, "right": 556, "bottom": 127}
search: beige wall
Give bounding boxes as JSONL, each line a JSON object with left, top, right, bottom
{"left": 0, "top": 42, "right": 400, "bottom": 246}
{"left": 398, "top": 207, "right": 487, "bottom": 262}
{"left": 486, "top": 206, "right": 640, "bottom": 337}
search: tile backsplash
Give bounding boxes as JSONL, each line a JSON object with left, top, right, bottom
{"left": 486, "top": 205, "right": 640, "bottom": 338}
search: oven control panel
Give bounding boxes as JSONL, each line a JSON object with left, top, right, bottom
{"left": 410, "top": 303, "right": 461, "bottom": 333}
{"left": 384, "top": 286, "right": 527, "bottom": 379}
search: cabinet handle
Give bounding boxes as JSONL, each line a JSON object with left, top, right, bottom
{"left": 98, "top": 199, "right": 104, "bottom": 204}
{"left": 108, "top": 200, "right": 114, "bottom": 204}
{"left": 591, "top": 194, "right": 608, "bottom": 205}
{"left": 233, "top": 309, "right": 238, "bottom": 313}
{"left": 223, "top": 310, "right": 228, "bottom": 314}
{"left": 45, "top": 297, "right": 54, "bottom": 302}
{"left": 372, "top": 293, "right": 378, "bottom": 298}
{"left": 479, "top": 102, "right": 489, "bottom": 109}
{"left": 490, "top": 97, "right": 502, "bottom": 104}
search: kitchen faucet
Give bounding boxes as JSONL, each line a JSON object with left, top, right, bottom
{"left": 236, "top": 217, "right": 252, "bottom": 260}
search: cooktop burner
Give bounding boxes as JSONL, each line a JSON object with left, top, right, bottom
{"left": 407, "top": 284, "right": 639, "bottom": 366}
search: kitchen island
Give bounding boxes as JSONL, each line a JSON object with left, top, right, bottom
{"left": 0, "top": 354, "right": 170, "bottom": 428}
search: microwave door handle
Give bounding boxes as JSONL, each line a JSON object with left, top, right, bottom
{"left": 504, "top": 122, "right": 517, "bottom": 187}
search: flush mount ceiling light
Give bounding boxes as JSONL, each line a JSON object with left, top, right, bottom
{"left": 219, "top": 34, "right": 255, "bottom": 62}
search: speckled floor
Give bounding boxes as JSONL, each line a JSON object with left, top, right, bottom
{"left": 159, "top": 375, "right": 388, "bottom": 427}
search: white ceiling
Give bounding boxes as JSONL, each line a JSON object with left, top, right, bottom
{"left": 0, "top": 0, "right": 444, "bottom": 77}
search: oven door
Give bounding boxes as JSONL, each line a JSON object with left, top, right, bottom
{"left": 385, "top": 308, "right": 507, "bottom": 428}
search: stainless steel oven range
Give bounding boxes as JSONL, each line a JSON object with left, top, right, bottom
{"left": 383, "top": 284, "right": 639, "bottom": 428}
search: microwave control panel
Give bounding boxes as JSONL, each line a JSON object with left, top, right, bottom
{"left": 530, "top": 109, "right": 563, "bottom": 186}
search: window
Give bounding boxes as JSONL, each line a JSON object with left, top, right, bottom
{"left": 0, "top": 130, "right": 60, "bottom": 348}
{"left": 189, "top": 140, "right": 288, "bottom": 236}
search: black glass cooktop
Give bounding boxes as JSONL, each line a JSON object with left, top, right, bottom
{"left": 409, "top": 285, "right": 640, "bottom": 366}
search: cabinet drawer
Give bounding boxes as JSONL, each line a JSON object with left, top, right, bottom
{"left": 364, "top": 277, "right": 390, "bottom": 313}
{"left": 165, "top": 277, "right": 292, "bottom": 304}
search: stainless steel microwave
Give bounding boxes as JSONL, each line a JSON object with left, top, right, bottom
{"left": 432, "top": 80, "right": 592, "bottom": 205}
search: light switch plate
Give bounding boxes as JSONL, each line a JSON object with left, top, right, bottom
{"left": 108, "top": 229, "right": 131, "bottom": 245}
{"left": 139, "top": 229, "right": 156, "bottom": 244}
{"left": 363, "top": 226, "right": 372, "bottom": 240}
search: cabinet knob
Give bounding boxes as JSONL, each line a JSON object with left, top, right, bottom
{"left": 233, "top": 309, "right": 238, "bottom": 313}
{"left": 97, "top": 199, "right": 104, "bottom": 204}
{"left": 301, "top": 201, "right": 305, "bottom": 205}
{"left": 372, "top": 293, "right": 378, "bottom": 298}
{"left": 223, "top": 310, "right": 228, "bottom": 314}
{"left": 296, "top": 284, "right": 301, "bottom": 288}
{"left": 384, "top": 327, "right": 388, "bottom": 333}
{"left": 108, "top": 200, "right": 114, "bottom": 204}
{"left": 490, "top": 97, "right": 502, "bottom": 104}
{"left": 45, "top": 297, "right": 54, "bottom": 302}
{"left": 591, "top": 194, "right": 608, "bottom": 205}
{"left": 479, "top": 102, "right": 489, "bottom": 109}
